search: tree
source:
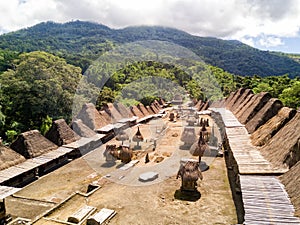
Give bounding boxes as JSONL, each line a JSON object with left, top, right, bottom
{"left": 0, "top": 51, "right": 83, "bottom": 136}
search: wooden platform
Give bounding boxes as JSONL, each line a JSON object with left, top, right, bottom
{"left": 211, "top": 108, "right": 288, "bottom": 174}
{"left": 240, "top": 175, "right": 300, "bottom": 225}
{"left": 210, "top": 107, "right": 300, "bottom": 224}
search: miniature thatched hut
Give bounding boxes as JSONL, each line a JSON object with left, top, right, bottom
{"left": 259, "top": 112, "right": 300, "bottom": 168}
{"left": 177, "top": 161, "right": 203, "bottom": 191}
{"left": 190, "top": 132, "right": 209, "bottom": 163}
{"left": 11, "top": 130, "right": 58, "bottom": 158}
{"left": 71, "top": 119, "right": 97, "bottom": 138}
{"left": 251, "top": 107, "right": 296, "bottom": 146}
{"left": 45, "top": 119, "right": 80, "bottom": 146}
{"left": 76, "top": 103, "right": 108, "bottom": 130}
{"left": 0, "top": 145, "right": 26, "bottom": 170}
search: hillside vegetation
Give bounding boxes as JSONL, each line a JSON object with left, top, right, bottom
{"left": 0, "top": 21, "right": 300, "bottom": 77}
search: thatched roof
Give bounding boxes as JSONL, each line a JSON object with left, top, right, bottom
{"left": 130, "top": 105, "right": 144, "bottom": 118}
{"left": 71, "top": 119, "right": 97, "bottom": 138}
{"left": 132, "top": 127, "right": 144, "bottom": 142}
{"left": 224, "top": 91, "right": 236, "bottom": 107}
{"left": 0, "top": 145, "right": 26, "bottom": 170}
{"left": 233, "top": 93, "right": 254, "bottom": 115}
{"left": 194, "top": 100, "right": 202, "bottom": 110}
{"left": 280, "top": 161, "right": 300, "bottom": 216}
{"left": 236, "top": 92, "right": 271, "bottom": 124}
{"left": 146, "top": 106, "right": 155, "bottom": 114}
{"left": 180, "top": 127, "right": 196, "bottom": 145}
{"left": 251, "top": 107, "right": 296, "bottom": 146}
{"left": 150, "top": 103, "right": 160, "bottom": 113}
{"left": 226, "top": 88, "right": 245, "bottom": 110}
{"left": 158, "top": 98, "right": 166, "bottom": 106}
{"left": 231, "top": 89, "right": 253, "bottom": 112}
{"left": 99, "top": 110, "right": 112, "bottom": 124}
{"left": 137, "top": 103, "right": 150, "bottom": 116}
{"left": 102, "top": 103, "right": 123, "bottom": 122}
{"left": 76, "top": 103, "right": 108, "bottom": 130}
{"left": 114, "top": 102, "right": 134, "bottom": 118}
{"left": 245, "top": 98, "right": 283, "bottom": 134}
{"left": 45, "top": 119, "right": 80, "bottom": 146}
{"left": 259, "top": 112, "right": 300, "bottom": 168}
{"left": 210, "top": 99, "right": 225, "bottom": 108}
{"left": 10, "top": 130, "right": 58, "bottom": 159}
{"left": 116, "top": 129, "right": 129, "bottom": 142}
{"left": 201, "top": 101, "right": 210, "bottom": 111}
{"left": 153, "top": 100, "right": 161, "bottom": 108}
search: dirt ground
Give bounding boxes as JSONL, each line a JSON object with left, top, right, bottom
{"left": 6, "top": 112, "right": 237, "bottom": 225}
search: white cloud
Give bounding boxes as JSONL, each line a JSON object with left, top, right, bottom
{"left": 1, "top": 0, "right": 300, "bottom": 48}
{"left": 258, "top": 36, "right": 284, "bottom": 47}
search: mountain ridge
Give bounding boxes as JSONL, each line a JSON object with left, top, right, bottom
{"left": 0, "top": 20, "right": 300, "bottom": 77}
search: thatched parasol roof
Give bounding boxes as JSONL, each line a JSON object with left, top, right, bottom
{"left": 45, "top": 119, "right": 80, "bottom": 146}
{"left": 71, "top": 119, "right": 97, "bottom": 138}
{"left": 251, "top": 107, "right": 296, "bottom": 146}
{"left": 190, "top": 133, "right": 208, "bottom": 157}
{"left": 132, "top": 127, "right": 144, "bottom": 142}
{"left": 0, "top": 145, "right": 26, "bottom": 170}
{"left": 245, "top": 98, "right": 283, "bottom": 134}
{"left": 76, "top": 103, "right": 108, "bottom": 130}
{"left": 180, "top": 127, "right": 196, "bottom": 145}
{"left": 116, "top": 129, "right": 129, "bottom": 142}
{"left": 10, "top": 130, "right": 58, "bottom": 159}
{"left": 236, "top": 92, "right": 271, "bottom": 124}
{"left": 137, "top": 103, "right": 150, "bottom": 116}
{"left": 130, "top": 105, "right": 144, "bottom": 118}
{"left": 280, "top": 161, "right": 300, "bottom": 216}
{"left": 259, "top": 112, "right": 300, "bottom": 168}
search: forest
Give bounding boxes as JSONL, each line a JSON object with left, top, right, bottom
{"left": 0, "top": 21, "right": 300, "bottom": 143}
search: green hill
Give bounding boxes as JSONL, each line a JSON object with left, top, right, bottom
{"left": 0, "top": 20, "right": 300, "bottom": 77}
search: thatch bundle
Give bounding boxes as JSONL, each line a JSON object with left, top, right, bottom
{"left": 76, "top": 103, "right": 108, "bottom": 130}
{"left": 114, "top": 102, "right": 134, "bottom": 118}
{"left": 233, "top": 93, "right": 254, "bottom": 115}
{"left": 71, "top": 119, "right": 97, "bottom": 138}
{"left": 137, "top": 103, "right": 150, "bottom": 116}
{"left": 103, "top": 103, "right": 123, "bottom": 122}
{"left": 45, "top": 119, "right": 80, "bottom": 146}
{"left": 259, "top": 112, "right": 300, "bottom": 168}
{"left": 0, "top": 145, "right": 26, "bottom": 170}
{"left": 280, "top": 161, "right": 300, "bottom": 216}
{"left": 226, "top": 88, "right": 245, "bottom": 110}
{"left": 245, "top": 98, "right": 283, "bottom": 133}
{"left": 130, "top": 105, "right": 144, "bottom": 118}
{"left": 231, "top": 89, "right": 253, "bottom": 112}
{"left": 236, "top": 92, "right": 271, "bottom": 124}
{"left": 251, "top": 107, "right": 296, "bottom": 146}
{"left": 11, "top": 130, "right": 58, "bottom": 158}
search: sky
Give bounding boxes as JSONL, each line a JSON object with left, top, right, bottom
{"left": 1, "top": 0, "right": 300, "bottom": 53}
